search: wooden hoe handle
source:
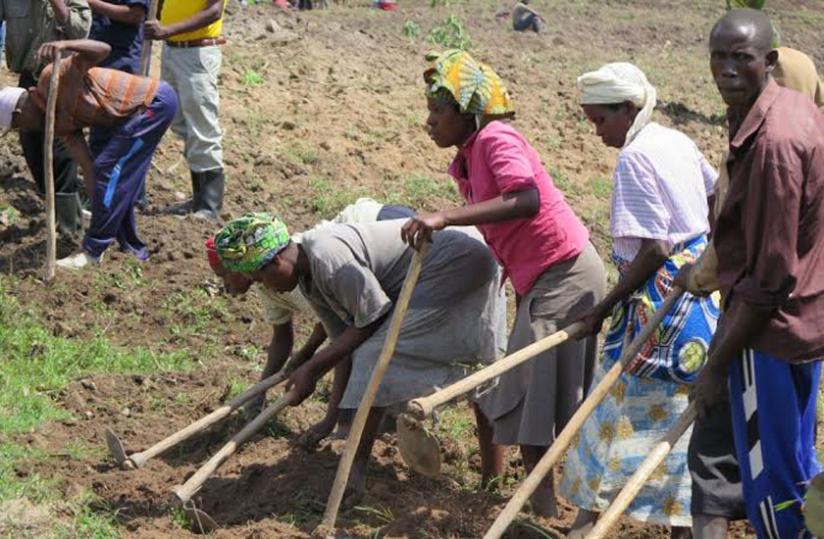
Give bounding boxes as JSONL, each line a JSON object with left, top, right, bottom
{"left": 139, "top": 0, "right": 161, "bottom": 76}
{"left": 129, "top": 370, "right": 289, "bottom": 468}
{"left": 586, "top": 403, "right": 696, "bottom": 539}
{"left": 173, "top": 389, "right": 297, "bottom": 504}
{"left": 483, "top": 287, "right": 685, "bottom": 539}
{"left": 408, "top": 322, "right": 587, "bottom": 419}
{"left": 43, "top": 51, "right": 67, "bottom": 281}
{"left": 318, "top": 243, "right": 429, "bottom": 533}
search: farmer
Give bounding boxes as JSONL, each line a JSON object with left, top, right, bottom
{"left": 401, "top": 50, "right": 606, "bottom": 515}
{"left": 689, "top": 10, "right": 824, "bottom": 539}
{"left": 0, "top": 39, "right": 177, "bottom": 269}
{"left": 677, "top": 45, "right": 823, "bottom": 539}
{"left": 145, "top": 0, "right": 227, "bottom": 221}
{"left": 214, "top": 213, "right": 508, "bottom": 502}
{"left": 0, "top": 0, "right": 91, "bottom": 238}
{"left": 205, "top": 198, "right": 417, "bottom": 446}
{"left": 557, "top": 62, "right": 719, "bottom": 539}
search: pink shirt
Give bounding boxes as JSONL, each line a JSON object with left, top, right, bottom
{"left": 448, "top": 121, "right": 589, "bottom": 295}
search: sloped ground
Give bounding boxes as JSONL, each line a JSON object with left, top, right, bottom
{"left": 0, "top": 0, "right": 821, "bottom": 537}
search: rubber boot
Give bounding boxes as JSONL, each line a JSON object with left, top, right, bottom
{"left": 55, "top": 192, "right": 83, "bottom": 238}
{"left": 164, "top": 171, "right": 200, "bottom": 215}
{"left": 193, "top": 169, "right": 224, "bottom": 222}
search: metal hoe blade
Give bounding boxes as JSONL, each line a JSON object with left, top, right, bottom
{"left": 396, "top": 413, "right": 441, "bottom": 477}
{"left": 104, "top": 427, "right": 132, "bottom": 469}
{"left": 184, "top": 502, "right": 219, "bottom": 535}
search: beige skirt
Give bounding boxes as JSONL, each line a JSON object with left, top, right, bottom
{"left": 477, "top": 242, "right": 606, "bottom": 446}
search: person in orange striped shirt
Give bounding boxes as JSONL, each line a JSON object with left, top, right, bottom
{"left": 2, "top": 39, "right": 178, "bottom": 269}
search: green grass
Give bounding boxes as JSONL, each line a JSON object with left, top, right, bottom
{"left": 0, "top": 279, "right": 196, "bottom": 534}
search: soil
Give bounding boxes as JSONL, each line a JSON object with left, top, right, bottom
{"left": 0, "top": 1, "right": 821, "bottom": 537}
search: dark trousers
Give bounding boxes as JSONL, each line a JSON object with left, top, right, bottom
{"left": 82, "top": 83, "right": 177, "bottom": 259}
{"left": 18, "top": 73, "right": 79, "bottom": 195}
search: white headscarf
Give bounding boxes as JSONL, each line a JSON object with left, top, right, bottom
{"left": 577, "top": 62, "right": 657, "bottom": 147}
{"left": 0, "top": 87, "right": 26, "bottom": 130}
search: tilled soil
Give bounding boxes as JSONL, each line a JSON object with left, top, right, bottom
{"left": 1, "top": 1, "right": 820, "bottom": 537}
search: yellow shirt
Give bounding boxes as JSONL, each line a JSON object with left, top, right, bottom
{"left": 160, "top": 0, "right": 227, "bottom": 42}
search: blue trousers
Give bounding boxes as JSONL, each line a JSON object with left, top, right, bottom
{"left": 729, "top": 349, "right": 821, "bottom": 539}
{"left": 83, "top": 82, "right": 177, "bottom": 259}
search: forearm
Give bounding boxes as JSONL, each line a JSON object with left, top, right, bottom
{"left": 262, "top": 323, "right": 294, "bottom": 378}
{"left": 291, "top": 323, "right": 327, "bottom": 366}
{"left": 51, "top": 39, "right": 112, "bottom": 65}
{"left": 597, "top": 239, "right": 669, "bottom": 315}
{"left": 88, "top": 0, "right": 145, "bottom": 25}
{"left": 302, "top": 321, "right": 382, "bottom": 379}
{"left": 442, "top": 189, "right": 539, "bottom": 227}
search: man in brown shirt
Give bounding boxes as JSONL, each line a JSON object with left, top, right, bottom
{"left": 692, "top": 9, "right": 824, "bottom": 539}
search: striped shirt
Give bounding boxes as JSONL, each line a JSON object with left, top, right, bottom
{"left": 34, "top": 53, "right": 159, "bottom": 135}
{"left": 610, "top": 122, "right": 716, "bottom": 260}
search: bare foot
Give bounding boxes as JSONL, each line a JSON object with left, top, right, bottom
{"left": 566, "top": 509, "right": 598, "bottom": 539}
{"left": 297, "top": 415, "right": 337, "bottom": 450}
{"left": 529, "top": 484, "right": 558, "bottom": 518}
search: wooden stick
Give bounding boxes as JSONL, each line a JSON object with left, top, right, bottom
{"left": 127, "top": 370, "right": 289, "bottom": 468}
{"left": 408, "top": 322, "right": 587, "bottom": 419}
{"left": 173, "top": 389, "right": 296, "bottom": 504}
{"left": 139, "top": 0, "right": 161, "bottom": 76}
{"left": 43, "top": 51, "right": 67, "bottom": 281}
{"left": 586, "top": 403, "right": 697, "bottom": 539}
{"left": 483, "top": 287, "right": 685, "bottom": 539}
{"left": 318, "top": 243, "right": 429, "bottom": 533}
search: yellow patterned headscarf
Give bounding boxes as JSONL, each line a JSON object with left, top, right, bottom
{"left": 424, "top": 50, "right": 515, "bottom": 118}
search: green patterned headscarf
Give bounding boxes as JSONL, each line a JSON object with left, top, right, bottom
{"left": 424, "top": 49, "right": 515, "bottom": 118}
{"left": 215, "top": 213, "right": 291, "bottom": 274}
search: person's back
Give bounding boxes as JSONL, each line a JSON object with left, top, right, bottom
{"left": 612, "top": 122, "right": 713, "bottom": 257}
{"left": 33, "top": 54, "right": 158, "bottom": 134}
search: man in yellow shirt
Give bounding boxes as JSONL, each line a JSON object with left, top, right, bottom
{"left": 145, "top": 0, "right": 226, "bottom": 221}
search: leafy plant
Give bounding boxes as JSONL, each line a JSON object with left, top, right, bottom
{"left": 242, "top": 69, "right": 265, "bottom": 86}
{"left": 402, "top": 20, "right": 421, "bottom": 39}
{"left": 427, "top": 14, "right": 472, "bottom": 50}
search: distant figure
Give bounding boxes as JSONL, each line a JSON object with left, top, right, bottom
{"left": 512, "top": 1, "right": 544, "bottom": 33}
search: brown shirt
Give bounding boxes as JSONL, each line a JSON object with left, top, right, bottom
{"left": 32, "top": 53, "right": 159, "bottom": 135}
{"left": 715, "top": 79, "right": 824, "bottom": 363}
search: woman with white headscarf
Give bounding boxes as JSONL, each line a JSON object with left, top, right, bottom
{"left": 558, "top": 63, "right": 720, "bottom": 538}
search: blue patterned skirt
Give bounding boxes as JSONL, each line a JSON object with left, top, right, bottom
{"left": 559, "top": 236, "right": 720, "bottom": 527}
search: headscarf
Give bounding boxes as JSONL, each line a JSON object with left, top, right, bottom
{"left": 577, "top": 62, "right": 657, "bottom": 147}
{"left": 424, "top": 49, "right": 515, "bottom": 121}
{"left": 0, "top": 87, "right": 26, "bottom": 130}
{"left": 774, "top": 47, "right": 823, "bottom": 108}
{"left": 205, "top": 237, "right": 221, "bottom": 271}
{"left": 215, "top": 213, "right": 291, "bottom": 274}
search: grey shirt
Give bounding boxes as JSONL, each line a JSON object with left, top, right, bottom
{"left": 0, "top": 0, "right": 91, "bottom": 76}
{"left": 298, "top": 221, "right": 412, "bottom": 338}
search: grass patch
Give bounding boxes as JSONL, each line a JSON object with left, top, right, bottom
{"left": 307, "top": 175, "right": 369, "bottom": 218}
{"left": 0, "top": 279, "right": 196, "bottom": 534}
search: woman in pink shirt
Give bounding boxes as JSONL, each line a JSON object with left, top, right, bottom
{"left": 402, "top": 50, "right": 606, "bottom": 516}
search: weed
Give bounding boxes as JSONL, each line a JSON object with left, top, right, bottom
{"left": 588, "top": 176, "right": 612, "bottom": 200}
{"left": 427, "top": 15, "right": 472, "bottom": 50}
{"left": 284, "top": 143, "right": 320, "bottom": 167}
{"left": 307, "top": 175, "right": 368, "bottom": 218}
{"left": 162, "top": 288, "right": 232, "bottom": 338}
{"left": 242, "top": 69, "right": 265, "bottom": 86}
{"left": 402, "top": 20, "right": 421, "bottom": 39}
{"left": 354, "top": 504, "right": 394, "bottom": 524}
{"left": 0, "top": 205, "right": 20, "bottom": 227}
{"left": 61, "top": 439, "right": 104, "bottom": 461}
{"left": 171, "top": 505, "right": 192, "bottom": 529}
{"left": 549, "top": 166, "right": 574, "bottom": 194}
{"left": 239, "top": 344, "right": 262, "bottom": 363}
{"left": 385, "top": 172, "right": 459, "bottom": 210}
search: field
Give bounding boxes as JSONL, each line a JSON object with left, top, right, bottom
{"left": 1, "top": 0, "right": 822, "bottom": 537}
